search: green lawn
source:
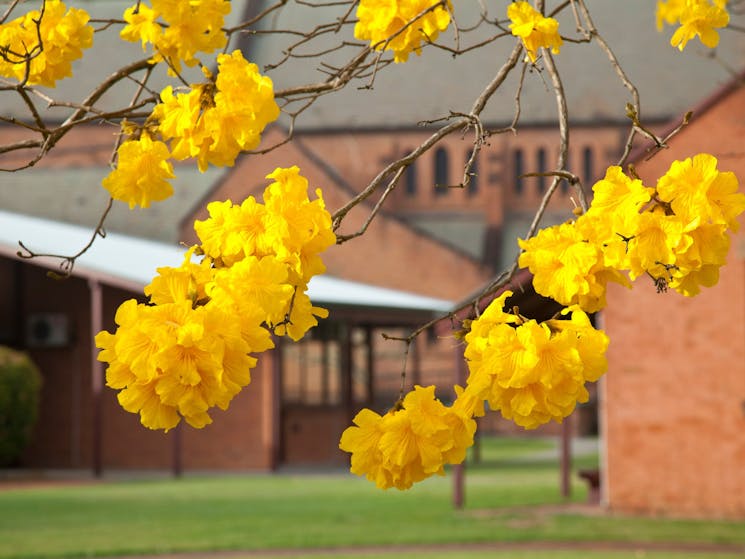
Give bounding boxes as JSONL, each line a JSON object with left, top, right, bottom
{"left": 240, "top": 553, "right": 745, "bottom": 559}
{"left": 0, "top": 437, "right": 742, "bottom": 559}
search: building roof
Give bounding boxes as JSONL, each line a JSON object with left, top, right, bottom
{"left": 0, "top": 165, "right": 224, "bottom": 243}
{"left": 2, "top": 1, "right": 742, "bottom": 129}
{"left": 0, "top": 209, "right": 453, "bottom": 315}
{"left": 0, "top": 0, "right": 250, "bottom": 122}
{"left": 244, "top": 0, "right": 745, "bottom": 129}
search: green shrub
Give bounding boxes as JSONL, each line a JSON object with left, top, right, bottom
{"left": 0, "top": 346, "right": 42, "bottom": 466}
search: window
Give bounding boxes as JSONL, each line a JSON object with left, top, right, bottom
{"left": 434, "top": 147, "right": 449, "bottom": 196}
{"left": 404, "top": 158, "right": 417, "bottom": 196}
{"left": 561, "top": 157, "right": 571, "bottom": 194}
{"left": 536, "top": 147, "right": 547, "bottom": 194}
{"left": 514, "top": 148, "right": 524, "bottom": 195}
{"left": 582, "top": 146, "right": 594, "bottom": 186}
{"left": 466, "top": 150, "right": 478, "bottom": 196}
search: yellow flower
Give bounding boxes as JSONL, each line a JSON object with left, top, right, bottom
{"left": 669, "top": 223, "right": 731, "bottom": 296}
{"left": 194, "top": 167, "right": 336, "bottom": 284}
{"left": 656, "top": 0, "right": 729, "bottom": 50}
{"left": 656, "top": 153, "right": 745, "bottom": 231}
{"left": 339, "top": 386, "right": 475, "bottom": 490}
{"left": 547, "top": 307, "right": 609, "bottom": 383}
{"left": 0, "top": 0, "right": 93, "bottom": 87}
{"left": 583, "top": 166, "right": 653, "bottom": 240}
{"left": 354, "top": 0, "right": 452, "bottom": 63}
{"left": 153, "top": 51, "right": 279, "bottom": 172}
{"left": 507, "top": 1, "right": 562, "bottom": 63}
{"left": 462, "top": 304, "right": 608, "bottom": 430}
{"left": 96, "top": 297, "right": 261, "bottom": 430}
{"left": 210, "top": 256, "right": 295, "bottom": 326}
{"left": 144, "top": 248, "right": 214, "bottom": 305}
{"left": 121, "top": 0, "right": 230, "bottom": 73}
{"left": 101, "top": 132, "right": 175, "bottom": 209}
{"left": 120, "top": 3, "right": 161, "bottom": 48}
{"left": 195, "top": 197, "right": 269, "bottom": 267}
{"left": 100, "top": 167, "right": 335, "bottom": 431}
{"left": 656, "top": 0, "right": 687, "bottom": 30}
{"left": 518, "top": 222, "right": 627, "bottom": 313}
{"left": 625, "top": 208, "right": 689, "bottom": 282}
{"left": 262, "top": 167, "right": 337, "bottom": 283}
{"left": 272, "top": 290, "right": 329, "bottom": 342}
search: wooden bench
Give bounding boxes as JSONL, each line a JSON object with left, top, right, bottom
{"left": 578, "top": 468, "right": 600, "bottom": 504}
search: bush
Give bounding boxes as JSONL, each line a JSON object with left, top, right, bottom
{"left": 0, "top": 347, "right": 42, "bottom": 466}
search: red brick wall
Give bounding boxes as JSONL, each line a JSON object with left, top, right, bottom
{"left": 602, "top": 82, "right": 745, "bottom": 518}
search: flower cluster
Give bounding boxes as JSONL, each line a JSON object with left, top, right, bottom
{"left": 339, "top": 385, "right": 476, "bottom": 490}
{"left": 354, "top": 0, "right": 452, "bottom": 63}
{"left": 519, "top": 154, "right": 745, "bottom": 308}
{"left": 102, "top": 131, "right": 175, "bottom": 209}
{"left": 120, "top": 0, "right": 230, "bottom": 73}
{"left": 656, "top": 0, "right": 729, "bottom": 50}
{"left": 101, "top": 50, "right": 280, "bottom": 208}
{"left": 96, "top": 167, "right": 336, "bottom": 430}
{"left": 340, "top": 292, "right": 608, "bottom": 487}
{"left": 0, "top": 0, "right": 93, "bottom": 87}
{"left": 153, "top": 50, "right": 280, "bottom": 173}
{"left": 507, "top": 1, "right": 562, "bottom": 63}
{"left": 342, "top": 153, "right": 742, "bottom": 490}
{"left": 459, "top": 292, "right": 608, "bottom": 430}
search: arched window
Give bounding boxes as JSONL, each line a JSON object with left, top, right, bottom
{"left": 536, "top": 147, "right": 547, "bottom": 194}
{"left": 561, "top": 157, "right": 571, "bottom": 194}
{"left": 404, "top": 158, "right": 417, "bottom": 196}
{"left": 434, "top": 147, "right": 449, "bottom": 196}
{"left": 582, "top": 146, "right": 594, "bottom": 186}
{"left": 514, "top": 149, "right": 524, "bottom": 195}
{"left": 466, "top": 150, "right": 478, "bottom": 196}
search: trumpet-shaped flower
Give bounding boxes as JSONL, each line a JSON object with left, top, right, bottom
{"left": 518, "top": 222, "right": 628, "bottom": 313}
{"left": 656, "top": 0, "right": 729, "bottom": 50}
{"left": 99, "top": 167, "right": 334, "bottom": 431}
{"left": 102, "top": 133, "right": 175, "bottom": 209}
{"left": 354, "top": 0, "right": 452, "bottom": 63}
{"left": 121, "top": 0, "right": 230, "bottom": 73}
{"left": 0, "top": 0, "right": 93, "bottom": 87}
{"left": 507, "top": 1, "right": 562, "bottom": 63}
{"left": 153, "top": 50, "right": 279, "bottom": 172}
{"left": 96, "top": 297, "right": 260, "bottom": 430}
{"left": 461, "top": 297, "right": 608, "bottom": 430}
{"left": 669, "top": 223, "right": 731, "bottom": 296}
{"left": 339, "top": 385, "right": 475, "bottom": 489}
{"left": 656, "top": 153, "right": 745, "bottom": 231}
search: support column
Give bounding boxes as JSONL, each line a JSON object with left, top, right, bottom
{"left": 365, "top": 326, "right": 374, "bottom": 406}
{"left": 561, "top": 414, "right": 572, "bottom": 499}
{"left": 410, "top": 333, "right": 421, "bottom": 388}
{"left": 172, "top": 423, "right": 183, "bottom": 478}
{"left": 268, "top": 338, "right": 283, "bottom": 470}
{"left": 340, "top": 323, "right": 353, "bottom": 424}
{"left": 453, "top": 347, "right": 467, "bottom": 509}
{"left": 89, "top": 279, "right": 103, "bottom": 478}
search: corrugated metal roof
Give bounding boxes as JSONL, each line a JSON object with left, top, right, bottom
{"left": 2, "top": 1, "right": 742, "bottom": 128}
{"left": 246, "top": 0, "right": 745, "bottom": 129}
{"left": 0, "top": 209, "right": 453, "bottom": 313}
{"left": 0, "top": 166, "right": 224, "bottom": 243}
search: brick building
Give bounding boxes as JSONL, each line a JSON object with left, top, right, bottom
{"left": 0, "top": 209, "right": 470, "bottom": 470}
{"left": 601, "top": 77, "right": 745, "bottom": 518}
{"left": 2, "top": 1, "right": 745, "bottom": 477}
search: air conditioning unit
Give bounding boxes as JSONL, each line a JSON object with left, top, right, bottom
{"left": 26, "top": 313, "right": 70, "bottom": 348}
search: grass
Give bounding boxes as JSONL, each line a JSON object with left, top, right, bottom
{"left": 239, "top": 554, "right": 745, "bottom": 559}
{"left": 0, "top": 436, "right": 743, "bottom": 559}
